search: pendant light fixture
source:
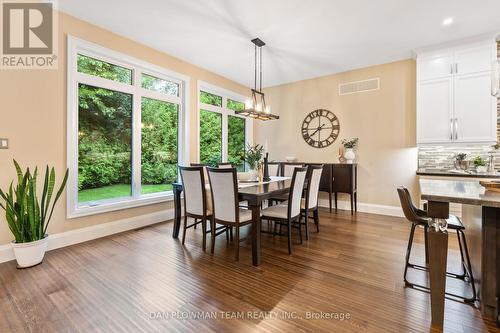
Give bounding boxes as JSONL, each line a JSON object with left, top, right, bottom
{"left": 236, "top": 38, "right": 279, "bottom": 120}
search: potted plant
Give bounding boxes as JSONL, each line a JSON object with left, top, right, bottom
{"left": 0, "top": 160, "right": 68, "bottom": 268}
{"left": 244, "top": 144, "right": 264, "bottom": 181}
{"left": 341, "top": 138, "right": 359, "bottom": 164}
{"left": 473, "top": 156, "right": 487, "bottom": 173}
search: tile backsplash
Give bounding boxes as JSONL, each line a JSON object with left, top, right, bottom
{"left": 418, "top": 144, "right": 499, "bottom": 170}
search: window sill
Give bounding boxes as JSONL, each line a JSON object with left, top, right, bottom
{"left": 67, "top": 191, "right": 174, "bottom": 219}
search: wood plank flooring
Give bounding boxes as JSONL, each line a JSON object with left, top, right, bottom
{"left": 0, "top": 209, "right": 497, "bottom": 332}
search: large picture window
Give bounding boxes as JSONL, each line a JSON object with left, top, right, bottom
{"left": 68, "top": 37, "right": 189, "bottom": 217}
{"left": 198, "top": 83, "right": 251, "bottom": 171}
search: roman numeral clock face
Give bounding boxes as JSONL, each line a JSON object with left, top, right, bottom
{"left": 301, "top": 109, "right": 340, "bottom": 148}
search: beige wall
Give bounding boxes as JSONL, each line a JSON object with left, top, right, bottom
{"left": 255, "top": 59, "right": 418, "bottom": 207}
{"left": 0, "top": 12, "right": 249, "bottom": 245}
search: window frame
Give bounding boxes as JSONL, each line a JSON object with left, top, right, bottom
{"left": 67, "top": 36, "right": 190, "bottom": 218}
{"left": 196, "top": 81, "right": 252, "bottom": 165}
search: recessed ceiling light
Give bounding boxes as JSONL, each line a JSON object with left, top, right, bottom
{"left": 442, "top": 17, "right": 454, "bottom": 26}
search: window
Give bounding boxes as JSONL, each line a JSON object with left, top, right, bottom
{"left": 68, "top": 36, "right": 189, "bottom": 218}
{"left": 198, "top": 82, "right": 251, "bottom": 171}
{"left": 199, "top": 109, "right": 222, "bottom": 165}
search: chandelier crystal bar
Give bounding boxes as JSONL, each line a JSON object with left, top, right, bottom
{"left": 235, "top": 38, "right": 279, "bottom": 121}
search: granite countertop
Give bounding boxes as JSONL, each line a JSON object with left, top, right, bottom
{"left": 419, "top": 179, "right": 500, "bottom": 208}
{"left": 417, "top": 169, "right": 500, "bottom": 179}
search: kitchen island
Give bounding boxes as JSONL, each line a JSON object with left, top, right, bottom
{"left": 420, "top": 179, "right": 500, "bottom": 325}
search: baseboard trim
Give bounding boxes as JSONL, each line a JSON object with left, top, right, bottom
{"left": 318, "top": 198, "right": 403, "bottom": 217}
{"left": 0, "top": 209, "right": 174, "bottom": 264}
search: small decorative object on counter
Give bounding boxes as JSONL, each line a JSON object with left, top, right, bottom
{"left": 473, "top": 156, "right": 487, "bottom": 173}
{"left": 488, "top": 142, "right": 499, "bottom": 173}
{"left": 454, "top": 153, "right": 470, "bottom": 171}
{"left": 341, "top": 138, "right": 358, "bottom": 164}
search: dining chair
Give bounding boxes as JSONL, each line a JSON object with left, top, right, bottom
{"left": 218, "top": 162, "right": 233, "bottom": 168}
{"left": 190, "top": 163, "right": 209, "bottom": 183}
{"left": 300, "top": 164, "right": 324, "bottom": 240}
{"left": 269, "top": 163, "right": 304, "bottom": 205}
{"left": 179, "top": 166, "right": 211, "bottom": 251}
{"left": 283, "top": 163, "right": 304, "bottom": 177}
{"left": 261, "top": 167, "right": 308, "bottom": 255}
{"left": 267, "top": 162, "right": 281, "bottom": 177}
{"left": 397, "top": 187, "right": 477, "bottom": 303}
{"left": 207, "top": 167, "right": 253, "bottom": 261}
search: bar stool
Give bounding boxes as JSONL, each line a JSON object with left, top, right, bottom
{"left": 397, "top": 187, "right": 477, "bottom": 303}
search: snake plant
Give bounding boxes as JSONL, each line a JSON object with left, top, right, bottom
{"left": 0, "top": 160, "right": 68, "bottom": 243}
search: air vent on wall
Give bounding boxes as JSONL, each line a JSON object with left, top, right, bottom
{"left": 338, "top": 78, "right": 380, "bottom": 95}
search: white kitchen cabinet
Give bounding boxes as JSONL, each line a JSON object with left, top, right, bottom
{"left": 417, "top": 40, "right": 497, "bottom": 144}
{"left": 417, "top": 52, "right": 454, "bottom": 81}
{"left": 416, "top": 78, "right": 453, "bottom": 143}
{"left": 454, "top": 72, "right": 497, "bottom": 142}
{"left": 454, "top": 43, "right": 495, "bottom": 75}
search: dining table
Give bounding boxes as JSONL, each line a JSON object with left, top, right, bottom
{"left": 171, "top": 176, "right": 292, "bottom": 266}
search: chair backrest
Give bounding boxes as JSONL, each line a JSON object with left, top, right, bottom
{"left": 207, "top": 167, "right": 239, "bottom": 224}
{"left": 218, "top": 163, "right": 233, "bottom": 169}
{"left": 283, "top": 163, "right": 303, "bottom": 177}
{"left": 179, "top": 166, "right": 206, "bottom": 216}
{"left": 305, "top": 165, "right": 324, "bottom": 209}
{"left": 268, "top": 163, "right": 280, "bottom": 177}
{"left": 191, "top": 163, "right": 209, "bottom": 183}
{"left": 287, "top": 167, "right": 308, "bottom": 218}
{"left": 397, "top": 187, "right": 428, "bottom": 225}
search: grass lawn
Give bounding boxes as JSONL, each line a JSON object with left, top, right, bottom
{"left": 78, "top": 183, "right": 172, "bottom": 203}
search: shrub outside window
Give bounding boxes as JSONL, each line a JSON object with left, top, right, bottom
{"left": 68, "top": 36, "right": 188, "bottom": 218}
{"left": 198, "top": 83, "right": 250, "bottom": 170}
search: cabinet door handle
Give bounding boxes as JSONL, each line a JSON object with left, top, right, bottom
{"left": 450, "top": 118, "right": 454, "bottom": 140}
{"left": 450, "top": 64, "right": 454, "bottom": 74}
{"left": 455, "top": 63, "right": 458, "bottom": 74}
{"left": 454, "top": 118, "right": 458, "bottom": 140}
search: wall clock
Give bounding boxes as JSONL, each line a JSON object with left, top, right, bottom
{"left": 301, "top": 109, "right": 340, "bottom": 148}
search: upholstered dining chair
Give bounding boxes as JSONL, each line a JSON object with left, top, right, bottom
{"left": 217, "top": 162, "right": 233, "bottom": 168}
{"left": 261, "top": 167, "right": 308, "bottom": 255}
{"left": 267, "top": 162, "right": 281, "bottom": 177}
{"left": 207, "top": 167, "right": 253, "bottom": 261}
{"left": 300, "top": 164, "right": 323, "bottom": 240}
{"left": 283, "top": 163, "right": 304, "bottom": 177}
{"left": 190, "top": 163, "right": 209, "bottom": 183}
{"left": 179, "top": 166, "right": 211, "bottom": 251}
{"left": 269, "top": 163, "right": 304, "bottom": 205}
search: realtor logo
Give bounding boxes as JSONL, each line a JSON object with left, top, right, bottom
{"left": 1, "top": 0, "right": 58, "bottom": 69}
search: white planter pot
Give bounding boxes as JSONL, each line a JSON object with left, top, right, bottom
{"left": 11, "top": 235, "right": 48, "bottom": 268}
{"left": 476, "top": 166, "right": 487, "bottom": 173}
{"left": 344, "top": 148, "right": 356, "bottom": 164}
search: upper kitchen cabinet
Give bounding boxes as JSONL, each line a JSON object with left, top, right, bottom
{"left": 417, "top": 40, "right": 497, "bottom": 144}
{"left": 417, "top": 52, "right": 454, "bottom": 81}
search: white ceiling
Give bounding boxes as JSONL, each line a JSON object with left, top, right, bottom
{"left": 59, "top": 0, "right": 500, "bottom": 88}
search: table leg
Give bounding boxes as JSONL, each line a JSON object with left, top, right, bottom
{"left": 427, "top": 226, "right": 448, "bottom": 329}
{"left": 172, "top": 186, "right": 182, "bottom": 238}
{"left": 250, "top": 201, "right": 262, "bottom": 266}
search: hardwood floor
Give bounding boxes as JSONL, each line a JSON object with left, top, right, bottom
{"left": 0, "top": 209, "right": 497, "bottom": 332}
